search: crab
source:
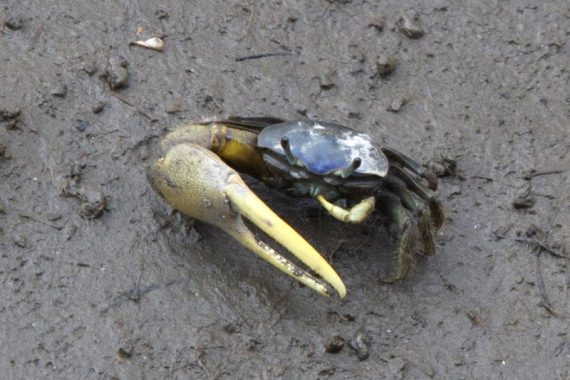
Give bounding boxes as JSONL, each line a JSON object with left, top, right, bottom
{"left": 147, "top": 117, "right": 444, "bottom": 298}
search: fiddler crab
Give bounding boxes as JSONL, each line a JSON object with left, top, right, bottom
{"left": 147, "top": 117, "right": 444, "bottom": 299}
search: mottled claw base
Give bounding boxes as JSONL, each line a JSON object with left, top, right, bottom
{"left": 147, "top": 143, "right": 346, "bottom": 298}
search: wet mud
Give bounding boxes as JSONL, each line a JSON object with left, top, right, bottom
{"left": 1, "top": 1, "right": 569, "bottom": 378}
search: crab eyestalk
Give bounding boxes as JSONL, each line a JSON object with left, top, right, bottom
{"left": 147, "top": 142, "right": 346, "bottom": 298}
{"left": 280, "top": 136, "right": 301, "bottom": 167}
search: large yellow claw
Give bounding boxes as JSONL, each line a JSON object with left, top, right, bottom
{"left": 147, "top": 143, "right": 346, "bottom": 298}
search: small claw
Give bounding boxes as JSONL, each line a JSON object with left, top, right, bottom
{"left": 380, "top": 220, "right": 416, "bottom": 283}
{"left": 317, "top": 195, "right": 375, "bottom": 224}
{"left": 147, "top": 143, "right": 346, "bottom": 298}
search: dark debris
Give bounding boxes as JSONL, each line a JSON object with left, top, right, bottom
{"left": 376, "top": 55, "right": 398, "bottom": 78}
{"left": 398, "top": 13, "right": 425, "bottom": 39}
{"left": 324, "top": 335, "right": 345, "bottom": 354}
{"left": 512, "top": 184, "right": 535, "bottom": 209}
{"left": 103, "top": 56, "right": 129, "bottom": 90}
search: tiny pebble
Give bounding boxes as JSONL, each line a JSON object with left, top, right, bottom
{"left": 104, "top": 56, "right": 129, "bottom": 90}
{"left": 324, "top": 335, "right": 345, "bottom": 354}
{"left": 512, "top": 185, "right": 535, "bottom": 209}
{"left": 76, "top": 120, "right": 90, "bottom": 132}
{"left": 0, "top": 142, "right": 9, "bottom": 160}
{"left": 92, "top": 101, "right": 106, "bottom": 114}
{"left": 5, "top": 16, "right": 24, "bottom": 31}
{"left": 387, "top": 98, "right": 407, "bottom": 113}
{"left": 368, "top": 16, "right": 385, "bottom": 32}
{"left": 165, "top": 99, "right": 184, "bottom": 114}
{"left": 50, "top": 83, "right": 68, "bottom": 97}
{"left": 376, "top": 55, "right": 398, "bottom": 77}
{"left": 453, "top": 354, "right": 466, "bottom": 366}
{"left": 78, "top": 189, "right": 106, "bottom": 219}
{"left": 13, "top": 234, "right": 27, "bottom": 248}
{"left": 0, "top": 106, "right": 21, "bottom": 121}
{"left": 117, "top": 346, "right": 133, "bottom": 360}
{"left": 319, "top": 71, "right": 337, "bottom": 90}
{"left": 398, "top": 14, "right": 425, "bottom": 39}
{"left": 450, "top": 185, "right": 461, "bottom": 195}
{"left": 82, "top": 62, "right": 98, "bottom": 76}
{"left": 65, "top": 224, "right": 78, "bottom": 240}
{"left": 155, "top": 9, "right": 169, "bottom": 19}
{"left": 348, "top": 329, "right": 372, "bottom": 361}
{"left": 46, "top": 212, "right": 62, "bottom": 221}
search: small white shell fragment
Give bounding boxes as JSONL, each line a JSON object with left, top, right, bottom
{"left": 131, "top": 37, "right": 164, "bottom": 52}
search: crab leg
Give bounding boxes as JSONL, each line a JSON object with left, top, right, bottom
{"left": 376, "top": 191, "right": 417, "bottom": 283}
{"left": 147, "top": 143, "right": 346, "bottom": 298}
{"left": 382, "top": 146, "right": 438, "bottom": 191}
{"left": 389, "top": 164, "right": 444, "bottom": 229}
{"left": 383, "top": 176, "right": 437, "bottom": 257}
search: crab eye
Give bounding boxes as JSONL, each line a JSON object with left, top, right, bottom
{"left": 351, "top": 157, "right": 361, "bottom": 170}
{"left": 280, "top": 136, "right": 299, "bottom": 166}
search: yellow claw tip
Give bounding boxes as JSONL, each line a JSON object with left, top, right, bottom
{"left": 337, "top": 284, "right": 347, "bottom": 299}
{"left": 225, "top": 181, "right": 347, "bottom": 299}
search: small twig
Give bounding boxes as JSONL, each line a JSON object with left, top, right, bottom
{"left": 111, "top": 93, "right": 158, "bottom": 122}
{"left": 514, "top": 237, "right": 568, "bottom": 259}
{"left": 18, "top": 211, "right": 64, "bottom": 230}
{"left": 471, "top": 175, "right": 493, "bottom": 182}
{"left": 196, "top": 357, "right": 212, "bottom": 379}
{"left": 523, "top": 168, "right": 568, "bottom": 180}
{"left": 238, "top": 0, "right": 257, "bottom": 40}
{"left": 29, "top": 21, "right": 46, "bottom": 50}
{"left": 328, "top": 239, "right": 347, "bottom": 264}
{"left": 99, "top": 280, "right": 182, "bottom": 314}
{"left": 534, "top": 249, "right": 568, "bottom": 320}
{"left": 235, "top": 52, "right": 293, "bottom": 62}
{"left": 210, "top": 96, "right": 224, "bottom": 111}
{"left": 125, "top": 284, "right": 160, "bottom": 302}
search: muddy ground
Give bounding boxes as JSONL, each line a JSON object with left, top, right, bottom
{"left": 1, "top": 0, "right": 569, "bottom": 379}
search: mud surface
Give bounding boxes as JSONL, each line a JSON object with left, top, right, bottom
{"left": 1, "top": 1, "right": 569, "bottom": 378}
